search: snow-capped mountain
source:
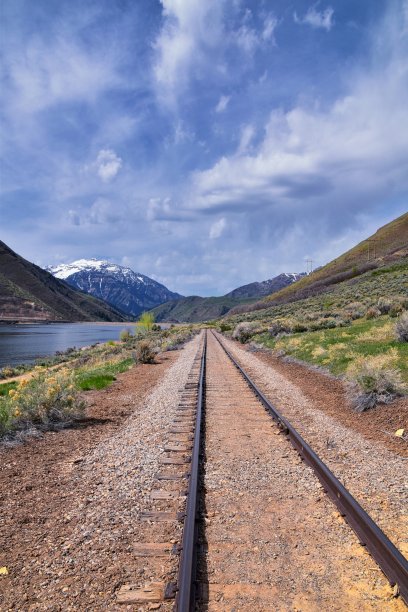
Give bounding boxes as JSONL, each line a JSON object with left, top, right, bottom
{"left": 47, "top": 259, "right": 183, "bottom": 318}
{"left": 225, "top": 272, "right": 307, "bottom": 299}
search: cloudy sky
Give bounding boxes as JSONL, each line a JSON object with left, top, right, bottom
{"left": 1, "top": 0, "right": 407, "bottom": 296}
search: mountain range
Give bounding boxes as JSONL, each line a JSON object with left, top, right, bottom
{"left": 225, "top": 273, "right": 306, "bottom": 299}
{"left": 150, "top": 273, "right": 306, "bottom": 323}
{"left": 47, "top": 259, "right": 183, "bottom": 318}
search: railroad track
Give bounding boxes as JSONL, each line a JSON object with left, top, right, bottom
{"left": 118, "top": 329, "right": 408, "bottom": 610}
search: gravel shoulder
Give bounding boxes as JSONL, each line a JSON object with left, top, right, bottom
{"left": 221, "top": 335, "right": 408, "bottom": 563}
{"left": 0, "top": 337, "right": 200, "bottom": 611}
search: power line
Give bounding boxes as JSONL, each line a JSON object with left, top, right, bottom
{"left": 306, "top": 259, "right": 314, "bottom": 274}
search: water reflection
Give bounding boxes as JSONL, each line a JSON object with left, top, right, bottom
{"left": 0, "top": 323, "right": 135, "bottom": 367}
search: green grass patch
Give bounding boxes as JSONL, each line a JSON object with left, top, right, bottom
{"left": 255, "top": 316, "right": 408, "bottom": 382}
{"left": 0, "top": 381, "right": 18, "bottom": 396}
{"left": 370, "top": 261, "right": 408, "bottom": 276}
{"left": 76, "top": 358, "right": 134, "bottom": 391}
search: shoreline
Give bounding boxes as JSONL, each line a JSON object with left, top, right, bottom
{"left": 0, "top": 320, "right": 135, "bottom": 326}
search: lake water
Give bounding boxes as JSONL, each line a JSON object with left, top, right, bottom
{"left": 0, "top": 323, "right": 136, "bottom": 368}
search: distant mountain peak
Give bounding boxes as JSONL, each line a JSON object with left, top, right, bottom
{"left": 47, "top": 259, "right": 182, "bottom": 317}
{"left": 48, "top": 258, "right": 139, "bottom": 279}
{"left": 225, "top": 272, "right": 306, "bottom": 300}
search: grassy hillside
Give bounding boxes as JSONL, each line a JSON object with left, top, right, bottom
{"left": 0, "top": 241, "right": 126, "bottom": 322}
{"left": 231, "top": 212, "right": 408, "bottom": 316}
{"left": 222, "top": 255, "right": 408, "bottom": 409}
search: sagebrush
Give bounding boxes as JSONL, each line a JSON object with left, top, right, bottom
{"left": 395, "top": 312, "right": 408, "bottom": 342}
{"left": 0, "top": 367, "right": 85, "bottom": 436}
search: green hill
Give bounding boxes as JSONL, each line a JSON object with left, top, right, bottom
{"left": 151, "top": 295, "right": 257, "bottom": 323}
{"left": 230, "top": 212, "right": 408, "bottom": 316}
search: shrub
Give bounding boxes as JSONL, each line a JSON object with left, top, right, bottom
{"left": 232, "top": 322, "right": 257, "bottom": 343}
{"left": 323, "top": 317, "right": 337, "bottom": 329}
{"left": 336, "top": 318, "right": 351, "bottom": 328}
{"left": 389, "top": 298, "right": 408, "bottom": 318}
{"left": 268, "top": 319, "right": 293, "bottom": 337}
{"left": 377, "top": 297, "right": 392, "bottom": 314}
{"left": 304, "top": 312, "right": 320, "bottom": 322}
{"left": 137, "top": 311, "right": 155, "bottom": 332}
{"left": 135, "top": 340, "right": 156, "bottom": 363}
{"left": 151, "top": 324, "right": 161, "bottom": 331}
{"left": 308, "top": 317, "right": 336, "bottom": 331}
{"left": 344, "top": 302, "right": 365, "bottom": 320}
{"left": 348, "top": 352, "right": 406, "bottom": 412}
{"left": 1, "top": 368, "right": 85, "bottom": 435}
{"left": 291, "top": 321, "right": 308, "bottom": 333}
{"left": 219, "top": 322, "right": 232, "bottom": 332}
{"left": 120, "top": 329, "right": 132, "bottom": 342}
{"left": 395, "top": 312, "right": 408, "bottom": 342}
{"left": 365, "top": 306, "right": 381, "bottom": 320}
{"left": 0, "top": 366, "right": 14, "bottom": 379}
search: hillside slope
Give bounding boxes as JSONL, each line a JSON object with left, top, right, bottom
{"left": 48, "top": 259, "right": 182, "bottom": 318}
{"left": 0, "top": 242, "right": 126, "bottom": 322}
{"left": 151, "top": 295, "right": 256, "bottom": 323}
{"left": 230, "top": 212, "right": 408, "bottom": 315}
{"left": 226, "top": 273, "right": 306, "bottom": 299}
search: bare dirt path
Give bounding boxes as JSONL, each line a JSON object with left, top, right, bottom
{"left": 220, "top": 335, "right": 408, "bottom": 565}
{"left": 0, "top": 338, "right": 200, "bottom": 611}
{"left": 197, "top": 332, "right": 405, "bottom": 610}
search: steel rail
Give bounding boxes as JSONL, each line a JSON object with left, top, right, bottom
{"left": 175, "top": 330, "right": 207, "bottom": 611}
{"left": 212, "top": 330, "right": 408, "bottom": 604}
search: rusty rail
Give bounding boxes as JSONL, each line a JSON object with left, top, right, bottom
{"left": 175, "top": 330, "right": 207, "bottom": 611}
{"left": 212, "top": 330, "right": 408, "bottom": 604}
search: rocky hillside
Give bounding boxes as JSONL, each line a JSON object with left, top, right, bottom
{"left": 151, "top": 272, "right": 305, "bottom": 323}
{"left": 226, "top": 273, "right": 306, "bottom": 299}
{"left": 47, "top": 259, "right": 182, "bottom": 318}
{"left": 0, "top": 242, "right": 126, "bottom": 323}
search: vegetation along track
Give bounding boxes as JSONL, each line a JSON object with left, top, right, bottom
{"left": 118, "top": 330, "right": 407, "bottom": 610}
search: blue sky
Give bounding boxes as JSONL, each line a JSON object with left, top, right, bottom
{"left": 1, "top": 0, "right": 407, "bottom": 296}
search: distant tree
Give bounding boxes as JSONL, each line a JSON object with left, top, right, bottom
{"left": 137, "top": 311, "right": 155, "bottom": 332}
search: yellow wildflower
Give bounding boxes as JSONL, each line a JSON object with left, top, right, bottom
{"left": 8, "top": 389, "right": 16, "bottom": 397}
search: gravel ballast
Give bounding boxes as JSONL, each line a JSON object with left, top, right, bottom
{"left": 221, "top": 334, "right": 408, "bottom": 562}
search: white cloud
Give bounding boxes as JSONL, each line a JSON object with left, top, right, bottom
{"left": 294, "top": 6, "right": 334, "bottom": 31}
{"left": 146, "top": 197, "right": 172, "bottom": 222}
{"left": 234, "top": 24, "right": 258, "bottom": 54}
{"left": 173, "top": 120, "right": 195, "bottom": 144}
{"left": 237, "top": 124, "right": 255, "bottom": 155}
{"left": 190, "top": 32, "right": 408, "bottom": 224}
{"left": 89, "top": 198, "right": 121, "bottom": 224}
{"left": 153, "top": 0, "right": 225, "bottom": 106}
{"left": 153, "top": 2, "right": 279, "bottom": 107}
{"left": 215, "top": 95, "right": 230, "bottom": 113}
{"left": 209, "top": 217, "right": 227, "bottom": 239}
{"left": 262, "top": 14, "right": 278, "bottom": 42}
{"left": 5, "top": 38, "right": 122, "bottom": 114}
{"left": 95, "top": 149, "right": 122, "bottom": 182}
